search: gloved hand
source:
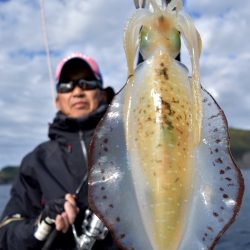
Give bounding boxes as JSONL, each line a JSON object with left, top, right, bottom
{"left": 34, "top": 198, "right": 65, "bottom": 241}
{"left": 34, "top": 194, "right": 79, "bottom": 241}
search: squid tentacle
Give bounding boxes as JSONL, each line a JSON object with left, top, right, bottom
{"left": 133, "top": 0, "right": 147, "bottom": 9}
{"left": 177, "top": 11, "right": 203, "bottom": 145}
{"left": 167, "top": 0, "right": 182, "bottom": 13}
{"left": 123, "top": 8, "right": 150, "bottom": 77}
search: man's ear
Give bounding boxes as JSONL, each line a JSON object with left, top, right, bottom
{"left": 102, "top": 87, "right": 115, "bottom": 104}
{"left": 55, "top": 96, "right": 61, "bottom": 110}
{"left": 101, "top": 89, "right": 108, "bottom": 103}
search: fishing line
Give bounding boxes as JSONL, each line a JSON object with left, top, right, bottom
{"left": 39, "top": 0, "right": 56, "bottom": 108}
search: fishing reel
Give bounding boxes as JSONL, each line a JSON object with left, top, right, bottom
{"left": 72, "top": 209, "right": 108, "bottom": 250}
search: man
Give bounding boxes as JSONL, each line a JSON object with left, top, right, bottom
{"left": 0, "top": 52, "right": 118, "bottom": 249}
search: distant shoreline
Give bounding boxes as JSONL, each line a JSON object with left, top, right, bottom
{"left": 1, "top": 128, "right": 250, "bottom": 184}
{"left": 0, "top": 160, "right": 249, "bottom": 185}
{"left": 0, "top": 166, "right": 19, "bottom": 185}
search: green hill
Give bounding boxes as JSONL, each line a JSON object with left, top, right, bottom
{"left": 229, "top": 128, "right": 250, "bottom": 160}
{"left": 0, "top": 166, "right": 19, "bottom": 184}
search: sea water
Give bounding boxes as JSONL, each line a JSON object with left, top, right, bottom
{"left": 0, "top": 184, "right": 11, "bottom": 215}
{"left": 215, "top": 169, "right": 250, "bottom": 250}
{"left": 0, "top": 170, "right": 249, "bottom": 249}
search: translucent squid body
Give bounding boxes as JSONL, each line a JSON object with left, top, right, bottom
{"left": 88, "top": 0, "right": 244, "bottom": 249}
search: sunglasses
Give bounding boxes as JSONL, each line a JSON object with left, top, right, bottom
{"left": 56, "top": 78, "right": 101, "bottom": 93}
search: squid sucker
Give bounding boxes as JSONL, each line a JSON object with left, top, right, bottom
{"left": 88, "top": 1, "right": 244, "bottom": 250}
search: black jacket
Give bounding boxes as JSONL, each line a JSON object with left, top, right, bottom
{"left": 0, "top": 104, "right": 119, "bottom": 250}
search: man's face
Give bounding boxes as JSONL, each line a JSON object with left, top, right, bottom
{"left": 56, "top": 68, "right": 104, "bottom": 118}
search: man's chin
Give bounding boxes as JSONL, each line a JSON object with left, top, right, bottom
{"left": 69, "top": 109, "right": 90, "bottom": 118}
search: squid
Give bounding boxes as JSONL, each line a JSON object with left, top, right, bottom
{"left": 88, "top": 0, "right": 244, "bottom": 249}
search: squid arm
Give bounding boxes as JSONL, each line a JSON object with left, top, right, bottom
{"left": 177, "top": 10, "right": 203, "bottom": 145}
{"left": 167, "top": 0, "right": 182, "bottom": 13}
{"left": 123, "top": 7, "right": 150, "bottom": 149}
{"left": 123, "top": 8, "right": 150, "bottom": 77}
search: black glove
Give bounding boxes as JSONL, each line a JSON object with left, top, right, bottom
{"left": 34, "top": 198, "right": 65, "bottom": 241}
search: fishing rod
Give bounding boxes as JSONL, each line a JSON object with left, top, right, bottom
{"left": 40, "top": 177, "right": 86, "bottom": 250}
{"left": 72, "top": 209, "right": 108, "bottom": 250}
{"left": 41, "top": 132, "right": 108, "bottom": 250}
{"left": 39, "top": 0, "right": 56, "bottom": 108}
{"left": 41, "top": 174, "right": 108, "bottom": 250}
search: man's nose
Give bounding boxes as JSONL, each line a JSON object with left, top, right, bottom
{"left": 72, "top": 85, "right": 85, "bottom": 96}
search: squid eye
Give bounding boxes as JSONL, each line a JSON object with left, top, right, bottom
{"left": 139, "top": 26, "right": 151, "bottom": 51}
{"left": 169, "top": 29, "right": 181, "bottom": 52}
{"left": 139, "top": 26, "right": 156, "bottom": 60}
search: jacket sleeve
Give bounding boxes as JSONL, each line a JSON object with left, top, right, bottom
{"left": 0, "top": 154, "right": 44, "bottom": 250}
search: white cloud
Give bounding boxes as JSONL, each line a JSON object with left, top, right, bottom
{"left": 182, "top": 0, "right": 250, "bottom": 130}
{"left": 185, "top": 0, "right": 248, "bottom": 17}
{"left": 0, "top": 0, "right": 133, "bottom": 167}
{"left": 0, "top": 0, "right": 249, "bottom": 167}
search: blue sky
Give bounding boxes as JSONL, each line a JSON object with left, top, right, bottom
{"left": 0, "top": 0, "right": 250, "bottom": 168}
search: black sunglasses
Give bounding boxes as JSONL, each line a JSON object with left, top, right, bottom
{"left": 56, "top": 78, "right": 102, "bottom": 93}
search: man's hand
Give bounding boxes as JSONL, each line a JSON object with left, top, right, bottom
{"left": 55, "top": 193, "right": 79, "bottom": 233}
{"left": 34, "top": 193, "right": 79, "bottom": 241}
